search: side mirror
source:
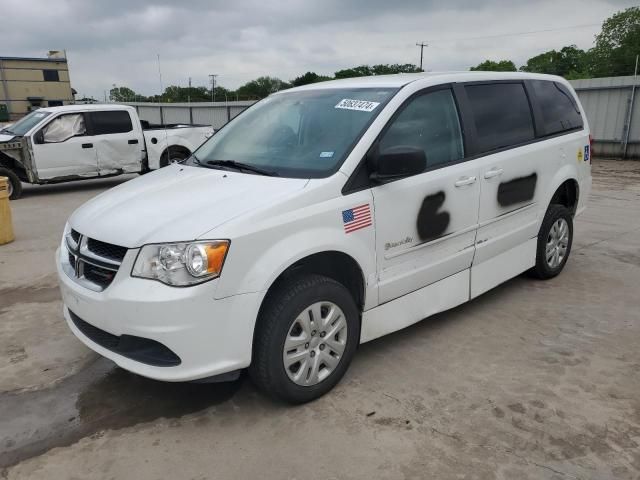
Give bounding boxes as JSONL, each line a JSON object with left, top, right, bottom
{"left": 33, "top": 130, "right": 45, "bottom": 144}
{"left": 369, "top": 146, "right": 426, "bottom": 183}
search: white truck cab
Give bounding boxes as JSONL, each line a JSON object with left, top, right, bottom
{"left": 0, "top": 104, "right": 212, "bottom": 199}
{"left": 57, "top": 72, "right": 591, "bottom": 403}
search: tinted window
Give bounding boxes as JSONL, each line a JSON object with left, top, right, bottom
{"left": 531, "top": 80, "right": 583, "bottom": 135}
{"left": 465, "top": 83, "right": 535, "bottom": 153}
{"left": 378, "top": 89, "right": 464, "bottom": 168}
{"left": 89, "top": 111, "right": 133, "bottom": 135}
{"left": 42, "top": 69, "right": 59, "bottom": 82}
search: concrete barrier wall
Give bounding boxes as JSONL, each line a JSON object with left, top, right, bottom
{"left": 125, "top": 101, "right": 256, "bottom": 130}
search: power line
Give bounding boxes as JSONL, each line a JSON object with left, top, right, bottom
{"left": 428, "top": 23, "right": 601, "bottom": 44}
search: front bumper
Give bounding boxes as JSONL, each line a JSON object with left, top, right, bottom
{"left": 56, "top": 245, "right": 263, "bottom": 382}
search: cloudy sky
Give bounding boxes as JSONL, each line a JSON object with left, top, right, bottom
{"left": 2, "top": 0, "right": 636, "bottom": 99}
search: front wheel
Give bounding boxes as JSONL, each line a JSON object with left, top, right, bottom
{"left": 528, "top": 204, "right": 573, "bottom": 279}
{"left": 250, "top": 274, "right": 360, "bottom": 404}
{"left": 0, "top": 167, "right": 23, "bottom": 200}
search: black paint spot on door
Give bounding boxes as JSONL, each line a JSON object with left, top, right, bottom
{"left": 497, "top": 173, "right": 537, "bottom": 207}
{"left": 417, "top": 191, "right": 450, "bottom": 241}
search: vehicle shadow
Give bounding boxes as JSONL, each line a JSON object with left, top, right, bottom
{"left": 0, "top": 357, "right": 244, "bottom": 469}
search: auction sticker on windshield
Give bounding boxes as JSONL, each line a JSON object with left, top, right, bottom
{"left": 335, "top": 99, "right": 380, "bottom": 112}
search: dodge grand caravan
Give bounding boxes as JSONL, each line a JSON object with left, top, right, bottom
{"left": 57, "top": 72, "right": 591, "bottom": 403}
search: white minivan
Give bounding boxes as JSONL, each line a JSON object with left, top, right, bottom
{"left": 57, "top": 72, "right": 591, "bottom": 403}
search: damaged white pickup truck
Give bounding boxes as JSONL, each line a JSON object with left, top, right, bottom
{"left": 0, "top": 104, "right": 213, "bottom": 199}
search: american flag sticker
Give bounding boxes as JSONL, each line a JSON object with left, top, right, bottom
{"left": 342, "top": 204, "right": 372, "bottom": 234}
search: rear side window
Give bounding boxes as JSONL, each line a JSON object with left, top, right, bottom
{"left": 378, "top": 89, "right": 464, "bottom": 168}
{"left": 465, "top": 83, "right": 535, "bottom": 153}
{"left": 89, "top": 111, "right": 133, "bottom": 135}
{"left": 530, "top": 80, "right": 583, "bottom": 135}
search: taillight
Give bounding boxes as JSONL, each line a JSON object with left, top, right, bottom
{"left": 589, "top": 134, "right": 594, "bottom": 159}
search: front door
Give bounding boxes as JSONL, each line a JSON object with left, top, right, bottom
{"left": 32, "top": 112, "right": 98, "bottom": 180}
{"left": 371, "top": 87, "right": 481, "bottom": 303}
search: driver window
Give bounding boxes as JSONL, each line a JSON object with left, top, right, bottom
{"left": 42, "top": 113, "right": 86, "bottom": 143}
{"left": 378, "top": 89, "right": 464, "bottom": 168}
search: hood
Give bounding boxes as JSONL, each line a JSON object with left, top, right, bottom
{"left": 69, "top": 164, "right": 309, "bottom": 247}
{"left": 0, "top": 133, "right": 16, "bottom": 143}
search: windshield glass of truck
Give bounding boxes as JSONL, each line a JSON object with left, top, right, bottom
{"left": 191, "top": 88, "right": 398, "bottom": 178}
{"left": 2, "top": 110, "right": 51, "bottom": 136}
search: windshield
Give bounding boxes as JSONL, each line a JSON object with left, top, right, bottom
{"left": 2, "top": 110, "right": 51, "bottom": 136}
{"left": 189, "top": 87, "right": 398, "bottom": 178}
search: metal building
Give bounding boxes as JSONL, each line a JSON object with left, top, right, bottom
{"left": 0, "top": 51, "right": 75, "bottom": 120}
{"left": 570, "top": 75, "right": 639, "bottom": 158}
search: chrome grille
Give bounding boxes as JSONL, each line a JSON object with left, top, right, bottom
{"left": 62, "top": 231, "right": 126, "bottom": 291}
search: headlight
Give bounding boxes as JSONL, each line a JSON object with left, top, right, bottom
{"left": 132, "top": 240, "right": 229, "bottom": 286}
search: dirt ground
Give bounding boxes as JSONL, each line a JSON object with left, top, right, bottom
{"left": 1, "top": 160, "right": 639, "bottom": 479}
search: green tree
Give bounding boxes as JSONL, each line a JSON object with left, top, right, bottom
{"left": 520, "top": 46, "right": 590, "bottom": 78}
{"left": 291, "top": 71, "right": 332, "bottom": 86}
{"left": 590, "top": 6, "right": 640, "bottom": 77}
{"left": 235, "top": 76, "right": 290, "bottom": 99}
{"left": 371, "top": 63, "right": 422, "bottom": 75}
{"left": 334, "top": 64, "right": 421, "bottom": 79}
{"left": 162, "top": 85, "right": 220, "bottom": 102}
{"left": 470, "top": 60, "right": 517, "bottom": 72}
{"left": 109, "top": 86, "right": 139, "bottom": 102}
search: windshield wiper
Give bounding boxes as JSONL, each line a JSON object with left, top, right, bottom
{"left": 205, "top": 159, "right": 278, "bottom": 177}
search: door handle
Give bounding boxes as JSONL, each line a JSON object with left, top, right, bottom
{"left": 484, "top": 168, "right": 504, "bottom": 179}
{"left": 454, "top": 176, "right": 477, "bottom": 187}
{"left": 81, "top": 143, "right": 93, "bottom": 149}
{"left": 128, "top": 139, "right": 139, "bottom": 144}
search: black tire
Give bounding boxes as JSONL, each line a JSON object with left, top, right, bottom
{"left": 528, "top": 204, "right": 573, "bottom": 279}
{"left": 159, "top": 148, "right": 189, "bottom": 168}
{"left": 0, "top": 167, "right": 22, "bottom": 200}
{"left": 250, "top": 274, "right": 360, "bottom": 404}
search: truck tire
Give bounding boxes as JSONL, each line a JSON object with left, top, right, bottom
{"left": 250, "top": 274, "right": 360, "bottom": 404}
{"left": 159, "top": 148, "right": 189, "bottom": 168}
{"left": 0, "top": 167, "right": 22, "bottom": 200}
{"left": 528, "top": 204, "right": 573, "bottom": 279}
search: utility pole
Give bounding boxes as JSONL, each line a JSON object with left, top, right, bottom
{"left": 622, "top": 54, "right": 638, "bottom": 159}
{"left": 416, "top": 42, "right": 428, "bottom": 71}
{"left": 209, "top": 74, "right": 218, "bottom": 128}
{"left": 188, "top": 77, "right": 191, "bottom": 105}
{"left": 209, "top": 74, "right": 218, "bottom": 103}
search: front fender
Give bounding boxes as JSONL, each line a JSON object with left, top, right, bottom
{"left": 215, "top": 224, "right": 377, "bottom": 310}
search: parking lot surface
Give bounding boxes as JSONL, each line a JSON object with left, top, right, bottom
{"left": 1, "top": 160, "right": 639, "bottom": 479}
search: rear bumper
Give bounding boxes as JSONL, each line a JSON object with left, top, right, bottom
{"left": 57, "top": 246, "right": 263, "bottom": 382}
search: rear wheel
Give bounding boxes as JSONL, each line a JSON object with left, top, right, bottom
{"left": 529, "top": 204, "right": 573, "bottom": 279}
{"left": 159, "top": 148, "right": 189, "bottom": 168}
{"left": 0, "top": 167, "right": 22, "bottom": 200}
{"left": 250, "top": 274, "right": 360, "bottom": 404}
